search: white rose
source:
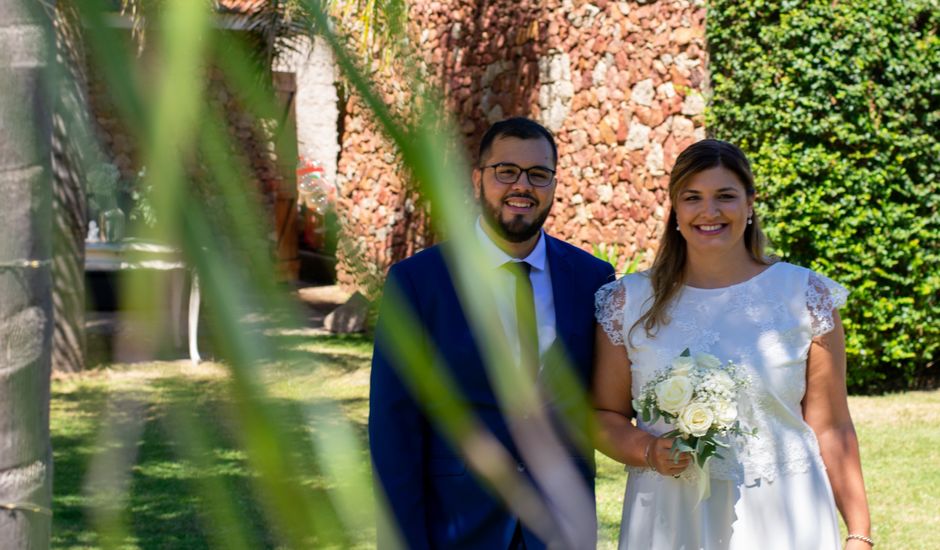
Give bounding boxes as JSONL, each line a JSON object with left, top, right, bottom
{"left": 655, "top": 376, "right": 694, "bottom": 414}
{"left": 714, "top": 400, "right": 738, "bottom": 427}
{"left": 694, "top": 352, "right": 722, "bottom": 370}
{"left": 677, "top": 402, "right": 715, "bottom": 437}
{"left": 707, "top": 370, "right": 735, "bottom": 393}
{"left": 671, "top": 355, "right": 695, "bottom": 376}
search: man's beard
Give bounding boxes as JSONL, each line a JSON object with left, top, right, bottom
{"left": 478, "top": 190, "right": 551, "bottom": 243}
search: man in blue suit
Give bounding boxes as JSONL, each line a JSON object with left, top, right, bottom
{"left": 369, "top": 118, "right": 615, "bottom": 549}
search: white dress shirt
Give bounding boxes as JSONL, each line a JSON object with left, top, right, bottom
{"left": 475, "top": 218, "right": 557, "bottom": 364}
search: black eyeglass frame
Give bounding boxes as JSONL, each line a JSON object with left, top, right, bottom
{"left": 480, "top": 162, "right": 557, "bottom": 187}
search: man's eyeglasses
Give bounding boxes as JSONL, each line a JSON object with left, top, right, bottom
{"left": 481, "top": 163, "right": 556, "bottom": 187}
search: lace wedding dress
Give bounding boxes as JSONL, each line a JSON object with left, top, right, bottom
{"left": 595, "top": 262, "right": 847, "bottom": 550}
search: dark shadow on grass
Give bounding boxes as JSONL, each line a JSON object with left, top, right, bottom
{"left": 53, "top": 378, "right": 272, "bottom": 548}
{"left": 280, "top": 350, "right": 370, "bottom": 374}
{"left": 298, "top": 333, "right": 373, "bottom": 348}
{"left": 261, "top": 332, "right": 374, "bottom": 377}
{"left": 52, "top": 384, "right": 110, "bottom": 547}
{"left": 52, "top": 367, "right": 375, "bottom": 549}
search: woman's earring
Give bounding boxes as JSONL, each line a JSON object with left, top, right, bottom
{"left": 747, "top": 216, "right": 753, "bottom": 225}
{"left": 676, "top": 224, "right": 680, "bottom": 231}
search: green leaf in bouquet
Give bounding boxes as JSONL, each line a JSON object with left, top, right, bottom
{"left": 680, "top": 348, "right": 691, "bottom": 357}
{"left": 668, "top": 440, "right": 682, "bottom": 463}
{"left": 674, "top": 438, "right": 695, "bottom": 453}
{"left": 696, "top": 451, "right": 709, "bottom": 468}
{"left": 708, "top": 443, "right": 718, "bottom": 458}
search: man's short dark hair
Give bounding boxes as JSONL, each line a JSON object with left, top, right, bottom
{"left": 477, "top": 117, "right": 558, "bottom": 167}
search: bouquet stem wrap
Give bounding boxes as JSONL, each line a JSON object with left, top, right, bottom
{"left": 694, "top": 461, "right": 711, "bottom": 506}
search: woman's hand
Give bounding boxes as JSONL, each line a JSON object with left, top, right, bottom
{"left": 644, "top": 435, "right": 692, "bottom": 476}
{"left": 593, "top": 324, "right": 695, "bottom": 476}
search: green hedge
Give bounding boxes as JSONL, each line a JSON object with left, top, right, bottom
{"left": 706, "top": 0, "right": 939, "bottom": 392}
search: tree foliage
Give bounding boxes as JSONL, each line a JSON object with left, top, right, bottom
{"left": 119, "top": 0, "right": 407, "bottom": 67}
{"left": 708, "top": 0, "right": 940, "bottom": 389}
{"left": 707, "top": 0, "right": 940, "bottom": 391}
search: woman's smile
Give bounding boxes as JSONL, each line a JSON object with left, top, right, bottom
{"left": 693, "top": 223, "right": 727, "bottom": 235}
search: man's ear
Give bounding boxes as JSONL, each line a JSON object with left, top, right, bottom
{"left": 471, "top": 167, "right": 482, "bottom": 200}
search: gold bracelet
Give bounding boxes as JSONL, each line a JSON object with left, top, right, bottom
{"left": 846, "top": 534, "right": 874, "bottom": 546}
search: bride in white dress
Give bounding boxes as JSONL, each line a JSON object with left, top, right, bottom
{"left": 593, "top": 140, "right": 872, "bottom": 550}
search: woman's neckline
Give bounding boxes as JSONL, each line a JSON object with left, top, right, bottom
{"left": 682, "top": 261, "right": 781, "bottom": 291}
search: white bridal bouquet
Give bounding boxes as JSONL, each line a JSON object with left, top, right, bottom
{"left": 633, "top": 348, "right": 755, "bottom": 500}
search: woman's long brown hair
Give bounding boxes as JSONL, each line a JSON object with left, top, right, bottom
{"left": 629, "top": 139, "right": 772, "bottom": 344}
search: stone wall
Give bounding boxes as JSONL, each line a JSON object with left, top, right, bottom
{"left": 334, "top": 93, "right": 432, "bottom": 296}
{"left": 334, "top": 0, "right": 708, "bottom": 291}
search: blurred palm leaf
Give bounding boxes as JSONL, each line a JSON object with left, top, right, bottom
{"left": 58, "top": 0, "right": 599, "bottom": 547}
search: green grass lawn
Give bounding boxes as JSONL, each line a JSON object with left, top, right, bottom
{"left": 51, "top": 334, "right": 940, "bottom": 548}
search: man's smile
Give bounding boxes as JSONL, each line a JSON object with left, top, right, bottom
{"left": 504, "top": 194, "right": 537, "bottom": 212}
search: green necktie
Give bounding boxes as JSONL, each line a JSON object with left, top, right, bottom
{"left": 503, "top": 261, "right": 539, "bottom": 376}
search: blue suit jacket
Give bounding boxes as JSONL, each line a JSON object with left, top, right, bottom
{"left": 369, "top": 235, "right": 615, "bottom": 549}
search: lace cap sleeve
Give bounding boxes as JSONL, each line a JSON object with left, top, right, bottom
{"left": 806, "top": 271, "right": 849, "bottom": 337}
{"left": 595, "top": 279, "right": 627, "bottom": 346}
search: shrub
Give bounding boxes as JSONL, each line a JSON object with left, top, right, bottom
{"left": 706, "top": 0, "right": 939, "bottom": 391}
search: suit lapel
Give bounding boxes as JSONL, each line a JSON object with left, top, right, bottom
{"left": 546, "top": 236, "right": 576, "bottom": 346}
{"left": 541, "top": 238, "right": 594, "bottom": 453}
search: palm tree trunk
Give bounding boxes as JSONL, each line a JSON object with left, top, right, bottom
{"left": 0, "top": 0, "right": 55, "bottom": 547}
{"left": 51, "top": 1, "right": 88, "bottom": 374}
